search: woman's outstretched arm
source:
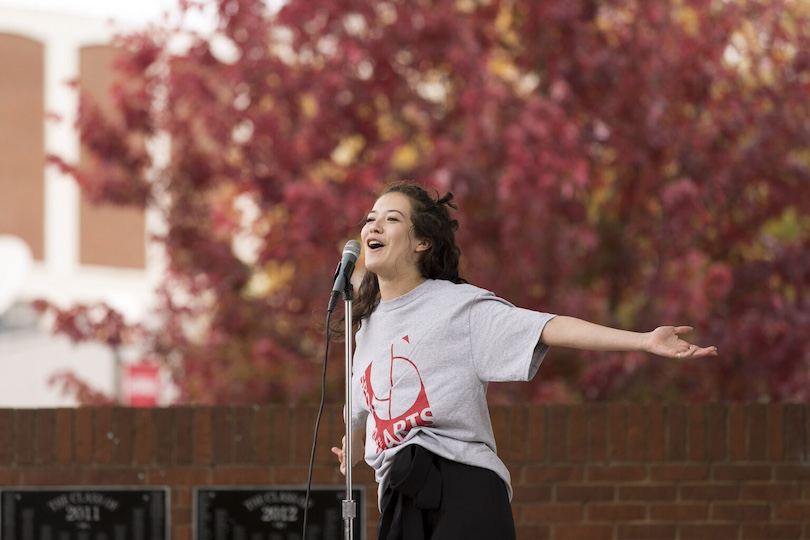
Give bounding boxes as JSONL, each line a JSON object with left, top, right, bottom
{"left": 540, "top": 316, "right": 718, "bottom": 359}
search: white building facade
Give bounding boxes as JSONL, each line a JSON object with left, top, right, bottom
{"left": 0, "top": 6, "right": 163, "bottom": 406}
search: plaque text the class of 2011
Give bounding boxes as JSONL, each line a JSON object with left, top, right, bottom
{"left": 0, "top": 486, "right": 169, "bottom": 540}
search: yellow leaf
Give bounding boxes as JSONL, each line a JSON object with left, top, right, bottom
{"left": 675, "top": 5, "right": 700, "bottom": 38}
{"left": 390, "top": 143, "right": 420, "bottom": 170}
{"left": 488, "top": 51, "right": 519, "bottom": 82}
{"left": 245, "top": 260, "right": 296, "bottom": 299}
{"left": 299, "top": 93, "right": 318, "bottom": 119}
{"left": 331, "top": 134, "right": 366, "bottom": 166}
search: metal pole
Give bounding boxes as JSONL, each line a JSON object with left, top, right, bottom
{"left": 113, "top": 345, "right": 122, "bottom": 403}
{"left": 342, "top": 287, "right": 356, "bottom": 540}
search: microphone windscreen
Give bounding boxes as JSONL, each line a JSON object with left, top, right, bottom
{"left": 344, "top": 240, "right": 361, "bottom": 259}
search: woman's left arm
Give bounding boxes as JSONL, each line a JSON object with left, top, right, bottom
{"left": 540, "top": 316, "right": 718, "bottom": 359}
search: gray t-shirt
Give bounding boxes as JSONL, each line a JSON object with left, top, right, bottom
{"left": 351, "top": 279, "right": 556, "bottom": 504}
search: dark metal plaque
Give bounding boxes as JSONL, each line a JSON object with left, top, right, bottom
{"left": 0, "top": 486, "right": 168, "bottom": 540}
{"left": 194, "top": 486, "right": 365, "bottom": 540}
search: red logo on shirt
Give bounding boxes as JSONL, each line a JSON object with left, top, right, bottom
{"left": 360, "top": 336, "right": 434, "bottom": 453}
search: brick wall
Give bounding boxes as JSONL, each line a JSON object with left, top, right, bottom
{"left": 1, "top": 403, "right": 808, "bottom": 540}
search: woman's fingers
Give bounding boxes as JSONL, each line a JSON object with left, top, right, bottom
{"left": 331, "top": 445, "right": 347, "bottom": 475}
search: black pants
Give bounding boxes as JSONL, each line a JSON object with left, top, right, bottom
{"left": 378, "top": 446, "right": 516, "bottom": 540}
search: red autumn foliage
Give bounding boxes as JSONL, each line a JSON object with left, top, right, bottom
{"left": 44, "top": 0, "right": 810, "bottom": 404}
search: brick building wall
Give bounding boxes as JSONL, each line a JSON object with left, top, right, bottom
{"left": 1, "top": 403, "right": 808, "bottom": 540}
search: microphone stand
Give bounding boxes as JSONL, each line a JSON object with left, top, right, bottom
{"left": 342, "top": 284, "right": 356, "bottom": 540}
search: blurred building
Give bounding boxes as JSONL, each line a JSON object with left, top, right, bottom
{"left": 0, "top": 6, "right": 161, "bottom": 406}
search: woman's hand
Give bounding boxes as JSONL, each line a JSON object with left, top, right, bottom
{"left": 646, "top": 326, "right": 718, "bottom": 359}
{"left": 330, "top": 432, "right": 364, "bottom": 475}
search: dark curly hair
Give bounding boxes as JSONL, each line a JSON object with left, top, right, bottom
{"left": 349, "top": 181, "right": 467, "bottom": 331}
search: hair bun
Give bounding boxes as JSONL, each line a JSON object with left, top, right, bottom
{"left": 436, "top": 191, "right": 457, "bottom": 210}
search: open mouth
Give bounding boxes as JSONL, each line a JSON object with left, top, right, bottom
{"left": 367, "top": 240, "right": 384, "bottom": 250}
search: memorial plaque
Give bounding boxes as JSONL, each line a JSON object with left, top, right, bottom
{"left": 194, "top": 486, "right": 365, "bottom": 540}
{"left": 0, "top": 486, "right": 168, "bottom": 540}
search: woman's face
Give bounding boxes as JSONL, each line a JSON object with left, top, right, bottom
{"left": 361, "top": 192, "right": 430, "bottom": 280}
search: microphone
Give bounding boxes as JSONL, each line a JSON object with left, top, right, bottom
{"left": 327, "top": 240, "right": 361, "bottom": 312}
